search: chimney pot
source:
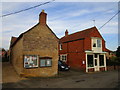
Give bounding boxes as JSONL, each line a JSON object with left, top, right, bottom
{"left": 42, "top": 9, "right": 44, "bottom": 12}
{"left": 65, "top": 29, "right": 68, "bottom": 36}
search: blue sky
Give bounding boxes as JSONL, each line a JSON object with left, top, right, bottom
{"left": 1, "top": 1, "right": 118, "bottom": 51}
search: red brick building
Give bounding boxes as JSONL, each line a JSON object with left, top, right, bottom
{"left": 59, "top": 27, "right": 107, "bottom": 72}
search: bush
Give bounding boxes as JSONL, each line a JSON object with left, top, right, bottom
{"left": 107, "top": 56, "right": 120, "bottom": 66}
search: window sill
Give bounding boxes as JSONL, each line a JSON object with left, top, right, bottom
{"left": 87, "top": 67, "right": 94, "bottom": 69}
{"left": 99, "top": 66, "right": 105, "bottom": 68}
{"left": 40, "top": 66, "right": 52, "bottom": 68}
{"left": 24, "top": 67, "right": 38, "bottom": 69}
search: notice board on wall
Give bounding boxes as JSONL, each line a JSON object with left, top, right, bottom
{"left": 24, "top": 55, "right": 38, "bottom": 68}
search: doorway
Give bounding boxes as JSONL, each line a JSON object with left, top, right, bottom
{"left": 94, "top": 54, "right": 99, "bottom": 71}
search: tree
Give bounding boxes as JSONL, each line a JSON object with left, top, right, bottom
{"left": 116, "top": 46, "right": 120, "bottom": 57}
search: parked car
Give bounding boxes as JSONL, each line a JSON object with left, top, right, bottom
{"left": 58, "top": 60, "right": 70, "bottom": 71}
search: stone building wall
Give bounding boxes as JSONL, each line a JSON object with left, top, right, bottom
{"left": 11, "top": 10, "right": 59, "bottom": 77}
{"left": 11, "top": 38, "right": 23, "bottom": 75}
{"left": 21, "top": 24, "right": 58, "bottom": 77}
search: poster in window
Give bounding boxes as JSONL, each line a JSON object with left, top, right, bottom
{"left": 40, "top": 58, "right": 52, "bottom": 67}
{"left": 24, "top": 55, "right": 38, "bottom": 68}
{"left": 40, "top": 59, "right": 46, "bottom": 67}
{"left": 46, "top": 59, "right": 52, "bottom": 66}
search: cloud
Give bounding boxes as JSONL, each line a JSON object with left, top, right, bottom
{"left": 1, "top": 0, "right": 120, "bottom": 2}
{"left": 1, "top": 2, "right": 118, "bottom": 51}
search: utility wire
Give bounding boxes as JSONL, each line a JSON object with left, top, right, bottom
{"left": 99, "top": 10, "right": 120, "bottom": 30}
{"left": 1, "top": 0, "right": 55, "bottom": 17}
{"left": 69, "top": 8, "right": 118, "bottom": 29}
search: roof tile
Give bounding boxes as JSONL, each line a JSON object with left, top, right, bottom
{"left": 60, "top": 27, "right": 98, "bottom": 43}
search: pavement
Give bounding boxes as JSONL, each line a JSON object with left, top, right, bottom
{"left": 2, "top": 62, "right": 27, "bottom": 83}
{"left": 1, "top": 62, "right": 119, "bottom": 88}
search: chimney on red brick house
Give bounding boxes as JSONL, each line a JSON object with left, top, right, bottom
{"left": 39, "top": 10, "right": 47, "bottom": 25}
{"left": 65, "top": 29, "right": 68, "bottom": 36}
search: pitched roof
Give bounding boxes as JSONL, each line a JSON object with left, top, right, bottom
{"left": 60, "top": 27, "right": 103, "bottom": 43}
{"left": 10, "top": 36, "right": 17, "bottom": 47}
{"left": 105, "top": 48, "right": 112, "bottom": 52}
{"left": 10, "top": 24, "right": 58, "bottom": 48}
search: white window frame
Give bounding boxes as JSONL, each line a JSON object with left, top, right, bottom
{"left": 91, "top": 37, "right": 102, "bottom": 53}
{"left": 99, "top": 54, "right": 106, "bottom": 68}
{"left": 86, "top": 52, "right": 107, "bottom": 72}
{"left": 97, "top": 39, "right": 101, "bottom": 47}
{"left": 60, "top": 43, "right": 63, "bottom": 50}
{"left": 60, "top": 54, "right": 67, "bottom": 62}
{"left": 91, "top": 37, "right": 102, "bottom": 48}
{"left": 24, "top": 55, "right": 39, "bottom": 68}
{"left": 87, "top": 54, "right": 94, "bottom": 68}
{"left": 93, "top": 39, "right": 97, "bottom": 47}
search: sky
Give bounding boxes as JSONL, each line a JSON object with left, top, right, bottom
{"left": 1, "top": 1, "right": 119, "bottom": 51}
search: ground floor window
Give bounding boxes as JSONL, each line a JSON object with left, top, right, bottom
{"left": 99, "top": 55, "right": 104, "bottom": 66}
{"left": 86, "top": 53, "right": 106, "bottom": 72}
{"left": 24, "top": 55, "right": 38, "bottom": 68}
{"left": 40, "top": 57, "right": 52, "bottom": 67}
{"left": 87, "top": 55, "right": 94, "bottom": 67}
{"left": 60, "top": 54, "right": 67, "bottom": 62}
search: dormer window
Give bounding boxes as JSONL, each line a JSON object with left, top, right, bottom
{"left": 92, "top": 38, "right": 101, "bottom": 48}
{"left": 93, "top": 39, "right": 97, "bottom": 47}
{"left": 97, "top": 39, "right": 101, "bottom": 47}
{"left": 93, "top": 43, "right": 96, "bottom": 47}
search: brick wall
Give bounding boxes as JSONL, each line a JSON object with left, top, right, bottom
{"left": 84, "top": 37, "right": 91, "bottom": 50}
{"left": 59, "top": 39, "right": 86, "bottom": 70}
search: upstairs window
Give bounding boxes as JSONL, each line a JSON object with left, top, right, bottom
{"left": 60, "top": 44, "right": 63, "bottom": 50}
{"left": 93, "top": 39, "right": 96, "bottom": 47}
{"left": 97, "top": 39, "right": 101, "bottom": 47}
{"left": 92, "top": 38, "right": 102, "bottom": 48}
{"left": 93, "top": 43, "right": 96, "bottom": 47}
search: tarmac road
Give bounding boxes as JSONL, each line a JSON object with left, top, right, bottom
{"left": 2, "top": 62, "right": 119, "bottom": 88}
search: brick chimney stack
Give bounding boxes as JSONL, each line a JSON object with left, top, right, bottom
{"left": 65, "top": 29, "right": 68, "bottom": 36}
{"left": 39, "top": 10, "right": 47, "bottom": 25}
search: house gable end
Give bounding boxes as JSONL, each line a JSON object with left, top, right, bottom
{"left": 90, "top": 27, "right": 105, "bottom": 41}
{"left": 46, "top": 25, "right": 59, "bottom": 40}
{"left": 23, "top": 24, "right": 58, "bottom": 51}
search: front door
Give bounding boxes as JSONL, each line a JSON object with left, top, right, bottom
{"left": 94, "top": 54, "right": 99, "bottom": 71}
